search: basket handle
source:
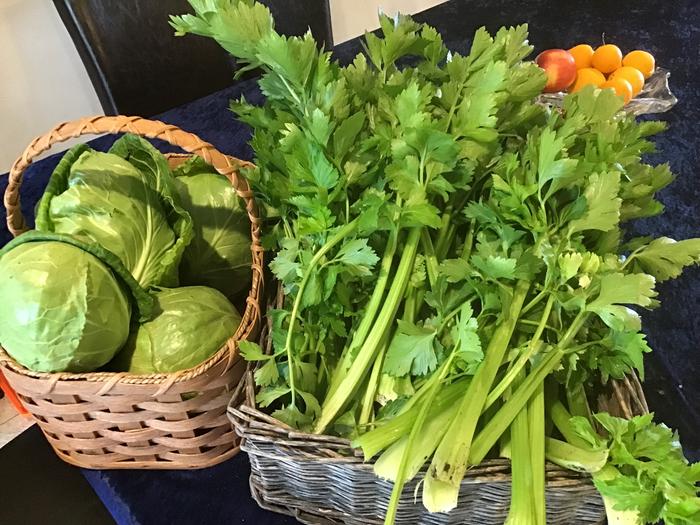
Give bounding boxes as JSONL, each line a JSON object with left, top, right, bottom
{"left": 4, "top": 115, "right": 260, "bottom": 237}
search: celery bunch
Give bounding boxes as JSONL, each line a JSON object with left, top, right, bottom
{"left": 172, "top": 2, "right": 700, "bottom": 523}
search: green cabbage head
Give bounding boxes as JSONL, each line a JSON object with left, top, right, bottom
{"left": 0, "top": 237, "right": 133, "bottom": 372}
{"left": 35, "top": 135, "right": 193, "bottom": 288}
{"left": 174, "top": 157, "right": 252, "bottom": 300}
{"left": 111, "top": 286, "right": 241, "bottom": 374}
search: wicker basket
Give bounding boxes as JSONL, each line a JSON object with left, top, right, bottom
{"left": 228, "top": 294, "right": 649, "bottom": 524}
{"left": 1, "top": 115, "right": 263, "bottom": 470}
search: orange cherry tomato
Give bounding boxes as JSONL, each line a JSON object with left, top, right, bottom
{"left": 600, "top": 77, "right": 633, "bottom": 104}
{"left": 592, "top": 44, "right": 623, "bottom": 74}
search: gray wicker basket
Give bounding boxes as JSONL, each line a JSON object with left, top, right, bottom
{"left": 228, "top": 299, "right": 649, "bottom": 524}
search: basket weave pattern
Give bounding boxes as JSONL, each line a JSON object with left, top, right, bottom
{"left": 228, "top": 300, "right": 649, "bottom": 524}
{"left": 1, "top": 115, "right": 263, "bottom": 469}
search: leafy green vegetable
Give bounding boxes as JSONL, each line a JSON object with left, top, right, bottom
{"left": 552, "top": 403, "right": 700, "bottom": 525}
{"left": 384, "top": 320, "right": 439, "bottom": 377}
{"left": 172, "top": 2, "right": 700, "bottom": 523}
{"left": 36, "top": 135, "right": 193, "bottom": 288}
{"left": 174, "top": 156, "right": 252, "bottom": 299}
{"left": 110, "top": 286, "right": 241, "bottom": 374}
{"left": 0, "top": 233, "right": 136, "bottom": 372}
{"left": 627, "top": 237, "right": 700, "bottom": 281}
{"left": 592, "top": 413, "right": 700, "bottom": 525}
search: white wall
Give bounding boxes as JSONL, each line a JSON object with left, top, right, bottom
{"left": 330, "top": 0, "right": 447, "bottom": 44}
{"left": 0, "top": 0, "right": 445, "bottom": 174}
{"left": 0, "top": 0, "right": 103, "bottom": 174}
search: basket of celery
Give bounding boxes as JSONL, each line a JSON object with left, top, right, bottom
{"left": 172, "top": 1, "right": 700, "bottom": 523}
{"left": 230, "top": 293, "right": 651, "bottom": 525}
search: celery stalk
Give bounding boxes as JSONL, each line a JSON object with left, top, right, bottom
{"left": 374, "top": 398, "right": 460, "bottom": 482}
{"left": 485, "top": 295, "right": 554, "bottom": 411}
{"left": 470, "top": 349, "right": 562, "bottom": 465}
{"left": 421, "top": 229, "right": 439, "bottom": 289}
{"left": 550, "top": 401, "right": 588, "bottom": 449}
{"left": 469, "top": 312, "right": 589, "bottom": 465}
{"left": 566, "top": 381, "right": 592, "bottom": 420}
{"left": 484, "top": 340, "right": 543, "bottom": 411}
{"left": 505, "top": 370, "right": 535, "bottom": 525}
{"left": 353, "top": 379, "right": 468, "bottom": 460}
{"left": 314, "top": 228, "right": 421, "bottom": 434}
{"left": 282, "top": 218, "right": 360, "bottom": 407}
{"left": 358, "top": 339, "right": 387, "bottom": 426}
{"left": 384, "top": 349, "right": 458, "bottom": 524}
{"left": 423, "top": 280, "right": 530, "bottom": 512}
{"left": 327, "top": 227, "right": 399, "bottom": 399}
{"left": 528, "top": 381, "right": 546, "bottom": 525}
{"left": 544, "top": 437, "right": 608, "bottom": 472}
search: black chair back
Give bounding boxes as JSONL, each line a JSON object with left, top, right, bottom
{"left": 53, "top": 0, "right": 333, "bottom": 116}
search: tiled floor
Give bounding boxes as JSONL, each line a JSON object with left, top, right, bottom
{"left": 0, "top": 396, "right": 34, "bottom": 448}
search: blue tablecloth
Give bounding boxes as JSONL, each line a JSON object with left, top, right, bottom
{"left": 1, "top": 0, "right": 698, "bottom": 523}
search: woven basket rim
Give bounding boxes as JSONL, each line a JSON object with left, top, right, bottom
{"left": 0, "top": 338, "right": 237, "bottom": 385}
{"left": 0, "top": 115, "right": 264, "bottom": 387}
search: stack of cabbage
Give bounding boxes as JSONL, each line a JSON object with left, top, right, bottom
{"left": 0, "top": 135, "right": 252, "bottom": 374}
